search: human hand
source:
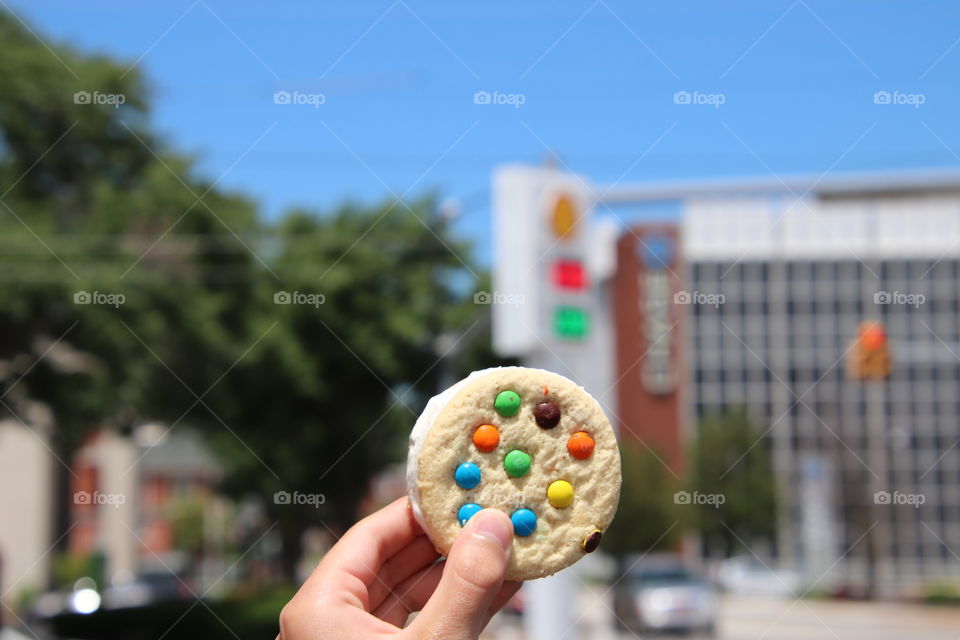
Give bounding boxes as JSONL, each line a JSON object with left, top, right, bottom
{"left": 278, "top": 497, "right": 521, "bottom": 640}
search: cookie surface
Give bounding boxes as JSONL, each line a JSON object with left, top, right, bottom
{"left": 407, "top": 367, "right": 621, "bottom": 580}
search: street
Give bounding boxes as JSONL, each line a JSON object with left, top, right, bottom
{"left": 484, "top": 589, "right": 960, "bottom": 640}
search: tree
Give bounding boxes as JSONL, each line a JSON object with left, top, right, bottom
{"left": 0, "top": 9, "right": 485, "bottom": 583}
{"left": 0, "top": 9, "right": 264, "bottom": 449}
{"left": 687, "top": 407, "right": 777, "bottom": 557}
{"left": 603, "top": 443, "right": 682, "bottom": 558}
{"left": 0, "top": 10, "right": 267, "bottom": 569}
{"left": 204, "top": 201, "right": 479, "bottom": 576}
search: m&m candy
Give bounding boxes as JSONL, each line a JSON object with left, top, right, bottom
{"left": 454, "top": 462, "right": 481, "bottom": 490}
{"left": 582, "top": 529, "right": 602, "bottom": 553}
{"left": 534, "top": 401, "right": 561, "bottom": 429}
{"left": 547, "top": 480, "right": 574, "bottom": 508}
{"left": 567, "top": 431, "right": 595, "bottom": 459}
{"left": 472, "top": 424, "right": 500, "bottom": 452}
{"left": 494, "top": 390, "right": 521, "bottom": 417}
{"left": 510, "top": 508, "right": 537, "bottom": 536}
{"left": 457, "top": 503, "right": 482, "bottom": 526}
{"left": 504, "top": 449, "right": 532, "bottom": 478}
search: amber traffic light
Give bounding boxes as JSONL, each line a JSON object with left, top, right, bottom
{"left": 551, "top": 195, "right": 577, "bottom": 241}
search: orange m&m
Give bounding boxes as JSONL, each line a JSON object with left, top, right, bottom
{"left": 473, "top": 424, "right": 500, "bottom": 452}
{"left": 567, "top": 431, "right": 595, "bottom": 459}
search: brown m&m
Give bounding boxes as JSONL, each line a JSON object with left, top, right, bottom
{"left": 582, "top": 529, "right": 602, "bottom": 553}
{"left": 534, "top": 401, "right": 561, "bottom": 429}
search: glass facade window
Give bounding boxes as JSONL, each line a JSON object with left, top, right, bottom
{"left": 687, "top": 256, "right": 960, "bottom": 585}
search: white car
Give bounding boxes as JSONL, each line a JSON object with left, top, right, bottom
{"left": 715, "top": 555, "right": 801, "bottom": 597}
{"left": 614, "top": 564, "right": 718, "bottom": 636}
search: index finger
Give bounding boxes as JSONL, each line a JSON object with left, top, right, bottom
{"left": 304, "top": 498, "right": 426, "bottom": 602}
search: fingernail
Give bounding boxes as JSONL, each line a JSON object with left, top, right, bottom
{"left": 470, "top": 509, "right": 513, "bottom": 552}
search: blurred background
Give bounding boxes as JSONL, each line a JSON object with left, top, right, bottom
{"left": 1, "top": 1, "right": 959, "bottom": 638}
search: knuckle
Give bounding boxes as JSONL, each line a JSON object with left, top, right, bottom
{"left": 278, "top": 602, "right": 294, "bottom": 635}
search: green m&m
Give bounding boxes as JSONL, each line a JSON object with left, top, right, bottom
{"left": 494, "top": 390, "right": 521, "bottom": 417}
{"left": 504, "top": 449, "right": 531, "bottom": 478}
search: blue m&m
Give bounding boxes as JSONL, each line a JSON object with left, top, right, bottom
{"left": 454, "top": 462, "right": 482, "bottom": 490}
{"left": 510, "top": 508, "right": 537, "bottom": 536}
{"left": 457, "top": 503, "right": 483, "bottom": 526}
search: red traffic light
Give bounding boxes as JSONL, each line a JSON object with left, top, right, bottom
{"left": 552, "top": 259, "right": 587, "bottom": 291}
{"left": 859, "top": 322, "right": 886, "bottom": 351}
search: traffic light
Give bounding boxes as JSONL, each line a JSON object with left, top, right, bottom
{"left": 546, "top": 195, "right": 591, "bottom": 341}
{"left": 849, "top": 321, "right": 891, "bottom": 380}
{"left": 491, "top": 167, "right": 607, "bottom": 357}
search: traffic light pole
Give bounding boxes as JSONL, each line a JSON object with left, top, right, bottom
{"left": 866, "top": 380, "right": 891, "bottom": 598}
{"left": 523, "top": 348, "right": 577, "bottom": 640}
{"left": 492, "top": 166, "right": 618, "bottom": 640}
{"left": 848, "top": 320, "right": 892, "bottom": 598}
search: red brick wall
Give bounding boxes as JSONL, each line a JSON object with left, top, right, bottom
{"left": 612, "top": 225, "right": 686, "bottom": 476}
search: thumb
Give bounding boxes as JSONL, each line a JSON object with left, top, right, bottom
{"left": 408, "top": 508, "right": 513, "bottom": 640}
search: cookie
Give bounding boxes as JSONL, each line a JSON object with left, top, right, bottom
{"left": 406, "top": 366, "right": 621, "bottom": 580}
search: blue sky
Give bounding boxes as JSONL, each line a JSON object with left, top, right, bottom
{"left": 10, "top": 1, "right": 960, "bottom": 261}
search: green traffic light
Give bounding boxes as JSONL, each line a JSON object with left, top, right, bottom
{"left": 554, "top": 307, "right": 589, "bottom": 339}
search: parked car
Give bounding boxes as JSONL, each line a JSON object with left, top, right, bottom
{"left": 613, "top": 561, "right": 718, "bottom": 636}
{"left": 715, "top": 555, "right": 800, "bottom": 597}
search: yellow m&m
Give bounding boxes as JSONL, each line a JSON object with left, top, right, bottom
{"left": 547, "top": 480, "right": 574, "bottom": 508}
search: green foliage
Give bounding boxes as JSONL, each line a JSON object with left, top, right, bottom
{"left": 923, "top": 580, "right": 960, "bottom": 605}
{"left": 602, "top": 443, "right": 682, "bottom": 556}
{"left": 169, "top": 497, "right": 206, "bottom": 556}
{"left": 51, "top": 551, "right": 98, "bottom": 586}
{"left": 208, "top": 199, "right": 477, "bottom": 530}
{"left": 13, "top": 584, "right": 40, "bottom": 615}
{"left": 0, "top": 10, "right": 262, "bottom": 455}
{"left": 0, "top": 8, "right": 485, "bottom": 571}
{"left": 687, "top": 407, "right": 777, "bottom": 556}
